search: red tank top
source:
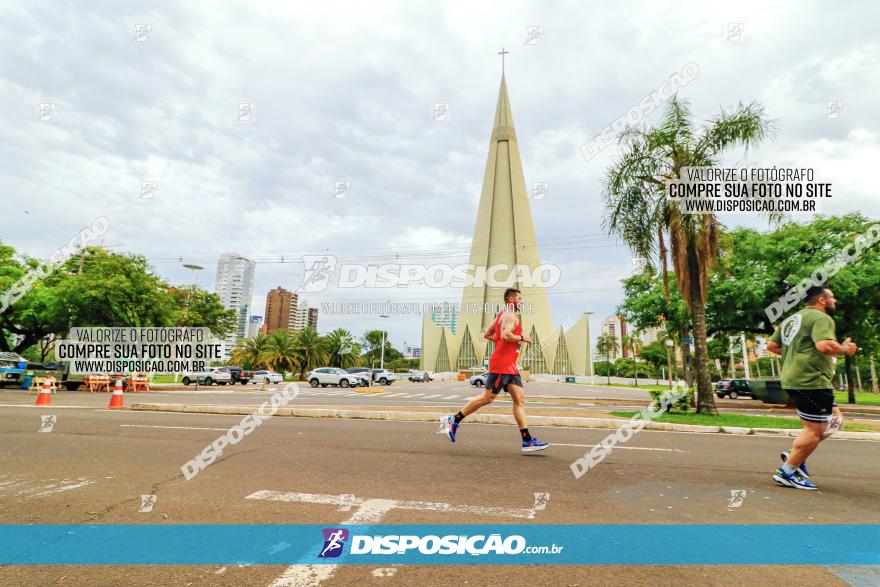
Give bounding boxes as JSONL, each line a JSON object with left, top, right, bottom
{"left": 489, "top": 310, "right": 522, "bottom": 374}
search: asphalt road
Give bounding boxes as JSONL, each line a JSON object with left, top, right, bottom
{"left": 1, "top": 388, "right": 878, "bottom": 586}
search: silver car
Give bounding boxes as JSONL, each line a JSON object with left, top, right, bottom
{"left": 469, "top": 372, "right": 489, "bottom": 387}
{"left": 250, "top": 370, "right": 283, "bottom": 384}
{"left": 308, "top": 367, "right": 367, "bottom": 388}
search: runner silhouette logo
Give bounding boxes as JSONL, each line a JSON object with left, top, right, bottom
{"left": 319, "top": 528, "right": 349, "bottom": 558}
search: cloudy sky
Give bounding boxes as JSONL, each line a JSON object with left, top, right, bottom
{"left": 2, "top": 0, "right": 878, "bottom": 350}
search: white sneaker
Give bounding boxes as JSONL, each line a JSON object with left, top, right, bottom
{"left": 822, "top": 415, "right": 843, "bottom": 439}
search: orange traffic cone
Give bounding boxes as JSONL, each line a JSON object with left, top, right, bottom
{"left": 108, "top": 377, "right": 125, "bottom": 409}
{"left": 34, "top": 379, "right": 52, "bottom": 406}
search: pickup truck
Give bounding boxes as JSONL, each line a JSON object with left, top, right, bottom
{"left": 227, "top": 366, "right": 253, "bottom": 385}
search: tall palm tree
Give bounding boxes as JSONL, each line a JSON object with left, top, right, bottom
{"left": 230, "top": 333, "right": 268, "bottom": 370}
{"left": 325, "top": 328, "right": 361, "bottom": 368}
{"left": 294, "top": 327, "right": 327, "bottom": 380}
{"left": 261, "top": 331, "right": 300, "bottom": 374}
{"left": 622, "top": 332, "right": 643, "bottom": 387}
{"left": 595, "top": 334, "right": 619, "bottom": 385}
{"left": 604, "top": 96, "right": 775, "bottom": 414}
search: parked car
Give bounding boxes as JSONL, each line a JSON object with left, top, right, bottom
{"left": 469, "top": 372, "right": 489, "bottom": 387}
{"left": 308, "top": 367, "right": 367, "bottom": 388}
{"left": 227, "top": 366, "right": 253, "bottom": 385}
{"left": 182, "top": 367, "right": 232, "bottom": 386}
{"left": 370, "top": 369, "right": 397, "bottom": 385}
{"left": 250, "top": 370, "right": 283, "bottom": 384}
{"left": 346, "top": 367, "right": 374, "bottom": 385}
{"left": 715, "top": 379, "right": 753, "bottom": 399}
{"left": 408, "top": 371, "right": 434, "bottom": 383}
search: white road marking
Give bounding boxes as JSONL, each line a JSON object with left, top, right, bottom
{"left": 372, "top": 568, "right": 398, "bottom": 577}
{"left": 402, "top": 394, "right": 423, "bottom": 398}
{"left": 421, "top": 395, "right": 442, "bottom": 399}
{"left": 442, "top": 395, "right": 461, "bottom": 400}
{"left": 0, "top": 404, "right": 93, "bottom": 409}
{"left": 249, "top": 490, "right": 539, "bottom": 586}
{"left": 33, "top": 478, "right": 95, "bottom": 496}
{"left": 553, "top": 442, "right": 683, "bottom": 452}
{"left": 0, "top": 475, "right": 97, "bottom": 498}
{"left": 120, "top": 424, "right": 229, "bottom": 431}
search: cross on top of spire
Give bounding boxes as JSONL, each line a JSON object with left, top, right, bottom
{"left": 497, "top": 46, "right": 509, "bottom": 75}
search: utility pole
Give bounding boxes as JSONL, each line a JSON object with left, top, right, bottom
{"left": 740, "top": 332, "right": 751, "bottom": 380}
{"left": 379, "top": 314, "right": 390, "bottom": 370}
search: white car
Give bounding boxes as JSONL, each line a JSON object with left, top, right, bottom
{"left": 308, "top": 367, "right": 366, "bottom": 388}
{"left": 469, "top": 373, "right": 489, "bottom": 387}
{"left": 370, "top": 369, "right": 397, "bottom": 385}
{"left": 250, "top": 370, "right": 284, "bottom": 384}
{"left": 181, "top": 367, "right": 232, "bottom": 386}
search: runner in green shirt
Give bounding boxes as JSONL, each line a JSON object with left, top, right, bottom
{"left": 767, "top": 286, "right": 858, "bottom": 490}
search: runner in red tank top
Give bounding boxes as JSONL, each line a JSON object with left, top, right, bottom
{"left": 440, "top": 288, "right": 550, "bottom": 452}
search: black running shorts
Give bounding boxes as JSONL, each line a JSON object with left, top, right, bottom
{"left": 787, "top": 389, "right": 836, "bottom": 423}
{"left": 485, "top": 373, "right": 523, "bottom": 395}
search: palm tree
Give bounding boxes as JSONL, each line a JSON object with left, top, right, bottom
{"left": 622, "top": 332, "right": 643, "bottom": 387}
{"left": 230, "top": 333, "right": 268, "bottom": 370}
{"left": 261, "top": 331, "right": 300, "bottom": 374}
{"left": 604, "top": 96, "right": 775, "bottom": 414}
{"left": 595, "top": 334, "right": 619, "bottom": 385}
{"left": 294, "top": 327, "right": 327, "bottom": 380}
{"left": 325, "top": 328, "right": 361, "bottom": 368}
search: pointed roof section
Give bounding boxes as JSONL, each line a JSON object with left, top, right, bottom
{"left": 457, "top": 72, "right": 554, "bottom": 345}
{"left": 491, "top": 75, "right": 517, "bottom": 141}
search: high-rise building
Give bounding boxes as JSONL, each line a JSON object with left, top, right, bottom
{"left": 264, "top": 287, "right": 298, "bottom": 334}
{"left": 214, "top": 253, "right": 255, "bottom": 357}
{"left": 600, "top": 316, "right": 628, "bottom": 360}
{"left": 247, "top": 315, "right": 263, "bottom": 338}
{"left": 290, "top": 300, "right": 318, "bottom": 331}
{"left": 420, "top": 71, "right": 591, "bottom": 375}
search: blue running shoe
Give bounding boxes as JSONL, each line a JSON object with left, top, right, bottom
{"left": 449, "top": 418, "right": 459, "bottom": 442}
{"left": 772, "top": 467, "right": 817, "bottom": 491}
{"left": 438, "top": 415, "right": 458, "bottom": 442}
{"left": 780, "top": 450, "right": 809, "bottom": 478}
{"left": 521, "top": 438, "right": 550, "bottom": 453}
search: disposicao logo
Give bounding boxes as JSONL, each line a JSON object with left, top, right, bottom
{"left": 319, "top": 528, "right": 349, "bottom": 558}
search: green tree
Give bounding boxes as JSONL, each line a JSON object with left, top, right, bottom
{"left": 261, "top": 331, "right": 300, "bottom": 373}
{"left": 595, "top": 334, "right": 619, "bottom": 384}
{"left": 622, "top": 332, "right": 643, "bottom": 386}
{"left": 170, "top": 286, "right": 237, "bottom": 337}
{"left": 231, "top": 333, "right": 269, "bottom": 370}
{"left": 0, "top": 246, "right": 236, "bottom": 354}
{"left": 604, "top": 96, "right": 776, "bottom": 414}
{"left": 294, "top": 327, "right": 327, "bottom": 380}
{"left": 324, "top": 328, "right": 362, "bottom": 368}
{"left": 361, "top": 329, "right": 393, "bottom": 367}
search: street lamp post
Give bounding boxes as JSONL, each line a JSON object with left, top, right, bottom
{"left": 584, "top": 311, "right": 595, "bottom": 381}
{"left": 379, "top": 314, "right": 390, "bottom": 370}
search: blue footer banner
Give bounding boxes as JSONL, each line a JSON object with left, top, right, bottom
{"left": 0, "top": 525, "right": 877, "bottom": 565}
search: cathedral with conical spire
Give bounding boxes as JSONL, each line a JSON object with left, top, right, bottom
{"left": 420, "top": 69, "right": 591, "bottom": 377}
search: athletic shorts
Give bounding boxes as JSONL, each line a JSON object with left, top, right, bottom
{"left": 485, "top": 373, "right": 523, "bottom": 394}
{"left": 787, "top": 389, "right": 836, "bottom": 423}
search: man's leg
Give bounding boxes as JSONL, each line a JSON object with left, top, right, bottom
{"left": 507, "top": 383, "right": 528, "bottom": 430}
{"left": 787, "top": 419, "right": 824, "bottom": 466}
{"left": 460, "top": 387, "right": 497, "bottom": 418}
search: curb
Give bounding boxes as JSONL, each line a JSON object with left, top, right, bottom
{"left": 129, "top": 403, "right": 880, "bottom": 441}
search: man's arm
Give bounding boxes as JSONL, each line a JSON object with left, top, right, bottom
{"left": 484, "top": 321, "right": 496, "bottom": 341}
{"left": 812, "top": 315, "right": 856, "bottom": 356}
{"left": 498, "top": 313, "right": 531, "bottom": 343}
{"left": 767, "top": 341, "right": 781, "bottom": 355}
{"left": 816, "top": 337, "right": 857, "bottom": 356}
